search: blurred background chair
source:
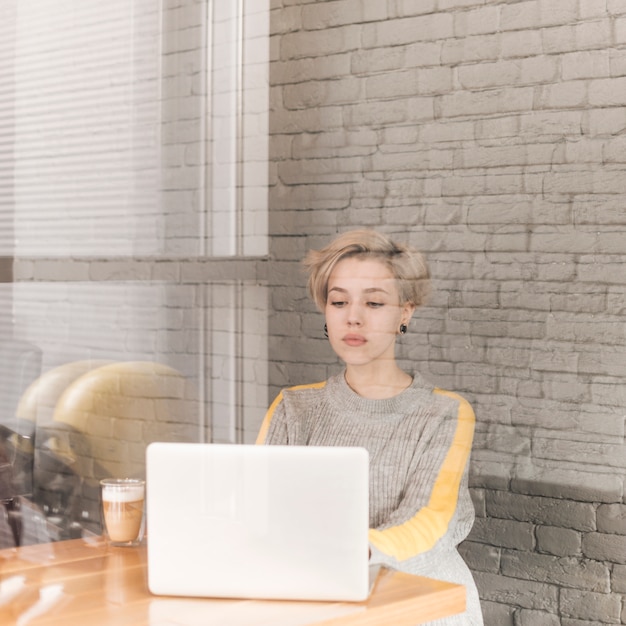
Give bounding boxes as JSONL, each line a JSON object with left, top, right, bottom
{"left": 0, "top": 338, "right": 43, "bottom": 548}
{"left": 12, "top": 360, "right": 113, "bottom": 539}
{"left": 2, "top": 359, "right": 200, "bottom": 546}
{"left": 36, "top": 361, "right": 200, "bottom": 538}
{"left": 0, "top": 339, "right": 42, "bottom": 493}
{"left": 0, "top": 338, "right": 42, "bottom": 438}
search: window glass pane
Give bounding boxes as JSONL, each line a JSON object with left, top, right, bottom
{"left": 0, "top": 280, "right": 267, "bottom": 542}
{"left": 0, "top": 0, "right": 270, "bottom": 547}
{"left": 1, "top": 0, "right": 269, "bottom": 257}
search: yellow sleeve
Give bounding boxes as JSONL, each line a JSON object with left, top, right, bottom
{"left": 255, "top": 381, "right": 327, "bottom": 445}
{"left": 368, "top": 390, "right": 476, "bottom": 561}
{"left": 255, "top": 390, "right": 285, "bottom": 444}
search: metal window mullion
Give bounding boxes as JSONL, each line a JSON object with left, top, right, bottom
{"left": 202, "top": 0, "right": 214, "bottom": 257}
{"left": 235, "top": 0, "right": 244, "bottom": 257}
{"left": 234, "top": 280, "right": 244, "bottom": 442}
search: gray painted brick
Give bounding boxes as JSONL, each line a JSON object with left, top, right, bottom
{"left": 501, "top": 551, "right": 610, "bottom": 592}
{"left": 610, "top": 564, "right": 626, "bottom": 593}
{"left": 361, "top": 13, "right": 454, "bottom": 48}
{"left": 479, "top": 600, "right": 516, "bottom": 626}
{"left": 302, "top": 0, "right": 387, "bottom": 30}
{"left": 470, "top": 517, "right": 535, "bottom": 551}
{"left": 560, "top": 588, "right": 621, "bottom": 622}
{"left": 501, "top": 30, "right": 543, "bottom": 59}
{"left": 500, "top": 2, "right": 541, "bottom": 31}
{"left": 404, "top": 41, "right": 444, "bottom": 68}
{"left": 590, "top": 76, "right": 626, "bottom": 106}
{"left": 30, "top": 260, "right": 91, "bottom": 282}
{"left": 562, "top": 50, "right": 611, "bottom": 80}
{"left": 536, "top": 525, "right": 582, "bottom": 557}
{"left": 597, "top": 504, "right": 626, "bottom": 535}
{"left": 441, "top": 86, "right": 536, "bottom": 117}
{"left": 578, "top": 256, "right": 626, "bottom": 285}
{"left": 486, "top": 490, "right": 597, "bottom": 531}
{"left": 516, "top": 609, "right": 561, "bottom": 626}
{"left": 272, "top": 54, "right": 352, "bottom": 85}
{"left": 280, "top": 25, "right": 361, "bottom": 60}
{"left": 454, "top": 6, "right": 499, "bottom": 37}
{"left": 511, "top": 398, "right": 624, "bottom": 439}
{"left": 351, "top": 47, "right": 405, "bottom": 74}
{"left": 474, "top": 572, "right": 559, "bottom": 611}
{"left": 283, "top": 77, "right": 361, "bottom": 109}
{"left": 442, "top": 34, "right": 499, "bottom": 65}
{"left": 512, "top": 466, "right": 622, "bottom": 503}
{"left": 270, "top": 6, "right": 302, "bottom": 35}
{"left": 270, "top": 105, "right": 344, "bottom": 134}
{"left": 391, "top": 0, "right": 437, "bottom": 17}
{"left": 539, "top": 0, "right": 579, "bottom": 27}
{"left": 542, "top": 24, "right": 577, "bottom": 54}
{"left": 618, "top": 16, "right": 626, "bottom": 42}
{"left": 582, "top": 533, "right": 626, "bottom": 564}
{"left": 576, "top": 18, "right": 613, "bottom": 50}
{"left": 580, "top": 0, "right": 609, "bottom": 19}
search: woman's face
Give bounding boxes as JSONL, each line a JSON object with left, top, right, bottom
{"left": 324, "top": 257, "right": 414, "bottom": 368}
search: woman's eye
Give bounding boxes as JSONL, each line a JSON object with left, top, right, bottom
{"left": 330, "top": 301, "right": 346, "bottom": 307}
{"left": 367, "top": 301, "right": 384, "bottom": 308}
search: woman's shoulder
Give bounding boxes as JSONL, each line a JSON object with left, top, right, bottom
{"left": 279, "top": 379, "right": 328, "bottom": 406}
{"left": 284, "top": 380, "right": 327, "bottom": 393}
{"left": 432, "top": 387, "right": 475, "bottom": 421}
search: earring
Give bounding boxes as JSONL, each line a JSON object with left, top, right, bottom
{"left": 324, "top": 323, "right": 328, "bottom": 338}
{"left": 399, "top": 323, "right": 407, "bottom": 335}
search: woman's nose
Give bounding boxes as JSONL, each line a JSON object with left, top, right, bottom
{"left": 346, "top": 303, "right": 363, "bottom": 326}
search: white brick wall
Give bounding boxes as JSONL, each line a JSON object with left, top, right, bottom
{"left": 269, "top": 1, "right": 626, "bottom": 623}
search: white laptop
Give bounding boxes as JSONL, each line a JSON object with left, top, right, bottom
{"left": 146, "top": 442, "right": 376, "bottom": 602}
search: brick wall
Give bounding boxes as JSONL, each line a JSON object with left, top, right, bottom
{"left": 268, "top": 1, "right": 626, "bottom": 623}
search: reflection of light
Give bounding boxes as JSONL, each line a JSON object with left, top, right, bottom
{"left": 16, "top": 583, "right": 64, "bottom": 626}
{"left": 0, "top": 575, "right": 26, "bottom": 607}
{"left": 9, "top": 432, "right": 33, "bottom": 455}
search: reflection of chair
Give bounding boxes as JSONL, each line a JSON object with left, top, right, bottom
{"left": 17, "top": 360, "right": 113, "bottom": 429}
{"left": 0, "top": 338, "right": 42, "bottom": 436}
{"left": 22, "top": 360, "right": 200, "bottom": 541}
{"left": 10, "top": 360, "right": 112, "bottom": 501}
{"left": 51, "top": 361, "right": 200, "bottom": 481}
{"left": 0, "top": 339, "right": 43, "bottom": 502}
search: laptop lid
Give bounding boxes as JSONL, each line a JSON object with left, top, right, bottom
{"left": 146, "top": 442, "right": 370, "bottom": 602}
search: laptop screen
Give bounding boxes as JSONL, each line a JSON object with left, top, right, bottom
{"left": 146, "top": 442, "right": 371, "bottom": 602}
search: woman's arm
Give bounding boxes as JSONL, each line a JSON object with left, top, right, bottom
{"left": 256, "top": 391, "right": 287, "bottom": 444}
{"left": 369, "top": 391, "right": 476, "bottom": 562}
{"left": 256, "top": 381, "right": 327, "bottom": 445}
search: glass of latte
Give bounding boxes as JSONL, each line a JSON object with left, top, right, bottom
{"left": 100, "top": 478, "right": 145, "bottom": 547}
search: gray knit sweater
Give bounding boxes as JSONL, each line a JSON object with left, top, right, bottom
{"left": 257, "top": 371, "right": 483, "bottom": 626}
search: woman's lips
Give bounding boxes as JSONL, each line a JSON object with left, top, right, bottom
{"left": 343, "top": 334, "right": 366, "bottom": 347}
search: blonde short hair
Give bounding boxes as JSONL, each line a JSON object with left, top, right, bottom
{"left": 303, "top": 229, "right": 431, "bottom": 311}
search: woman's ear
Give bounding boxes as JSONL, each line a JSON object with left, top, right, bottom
{"left": 401, "top": 302, "right": 416, "bottom": 325}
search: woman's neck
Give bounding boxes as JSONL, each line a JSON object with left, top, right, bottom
{"left": 344, "top": 364, "right": 413, "bottom": 400}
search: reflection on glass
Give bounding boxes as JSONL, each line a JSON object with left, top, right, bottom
{"left": 0, "top": 281, "right": 267, "bottom": 546}
{"left": 1, "top": 0, "right": 269, "bottom": 257}
{"left": 0, "top": 0, "right": 270, "bottom": 548}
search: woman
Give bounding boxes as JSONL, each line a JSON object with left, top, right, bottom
{"left": 256, "top": 229, "right": 483, "bottom": 625}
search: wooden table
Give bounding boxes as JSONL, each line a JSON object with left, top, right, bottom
{"left": 0, "top": 538, "right": 465, "bottom": 625}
